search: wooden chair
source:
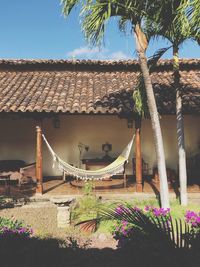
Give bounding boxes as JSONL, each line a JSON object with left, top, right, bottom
{"left": 19, "top": 163, "right": 36, "bottom": 186}
{"left": 152, "top": 167, "right": 177, "bottom": 186}
{"left": 132, "top": 158, "right": 149, "bottom": 177}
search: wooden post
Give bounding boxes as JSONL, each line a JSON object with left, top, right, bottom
{"left": 135, "top": 117, "right": 143, "bottom": 192}
{"left": 36, "top": 125, "right": 43, "bottom": 194}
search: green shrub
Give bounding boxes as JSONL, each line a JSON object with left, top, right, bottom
{"left": 71, "top": 182, "right": 102, "bottom": 224}
{"left": 0, "top": 217, "right": 33, "bottom": 237}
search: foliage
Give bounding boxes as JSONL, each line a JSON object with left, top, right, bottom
{"left": 178, "top": 0, "right": 200, "bottom": 44}
{"left": 82, "top": 181, "right": 94, "bottom": 196}
{"left": 185, "top": 210, "right": 200, "bottom": 234}
{"left": 77, "top": 202, "right": 200, "bottom": 256}
{"left": 109, "top": 205, "right": 172, "bottom": 248}
{"left": 110, "top": 205, "right": 199, "bottom": 250}
{"left": 61, "top": 0, "right": 171, "bottom": 49}
{"left": 145, "top": 0, "right": 199, "bottom": 47}
{"left": 71, "top": 182, "right": 102, "bottom": 225}
{"left": 0, "top": 217, "right": 33, "bottom": 237}
{"left": 132, "top": 75, "right": 148, "bottom": 117}
{"left": 185, "top": 210, "right": 200, "bottom": 252}
{"left": 73, "top": 198, "right": 200, "bottom": 233}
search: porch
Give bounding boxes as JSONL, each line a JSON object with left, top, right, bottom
{"left": 0, "top": 176, "right": 199, "bottom": 199}
{"left": 0, "top": 114, "right": 200, "bottom": 197}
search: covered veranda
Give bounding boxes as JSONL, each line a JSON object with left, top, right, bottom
{"left": 0, "top": 112, "right": 199, "bottom": 198}
{"left": 0, "top": 59, "right": 199, "bottom": 198}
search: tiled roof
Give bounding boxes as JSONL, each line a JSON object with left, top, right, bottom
{"left": 0, "top": 59, "right": 199, "bottom": 115}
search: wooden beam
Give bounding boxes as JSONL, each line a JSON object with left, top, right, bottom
{"left": 36, "top": 125, "right": 43, "bottom": 194}
{"left": 135, "top": 117, "right": 143, "bottom": 192}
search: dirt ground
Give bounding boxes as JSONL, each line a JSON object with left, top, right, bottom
{"left": 0, "top": 202, "right": 117, "bottom": 249}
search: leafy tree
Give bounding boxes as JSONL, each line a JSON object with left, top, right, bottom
{"left": 61, "top": 0, "right": 170, "bottom": 208}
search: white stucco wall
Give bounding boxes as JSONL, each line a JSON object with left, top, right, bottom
{"left": 0, "top": 115, "right": 199, "bottom": 176}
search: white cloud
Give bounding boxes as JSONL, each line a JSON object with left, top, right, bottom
{"left": 110, "top": 51, "right": 129, "bottom": 60}
{"left": 66, "top": 46, "right": 130, "bottom": 60}
{"left": 67, "top": 46, "right": 100, "bottom": 58}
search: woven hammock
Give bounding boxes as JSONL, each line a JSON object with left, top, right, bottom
{"left": 42, "top": 134, "right": 135, "bottom": 180}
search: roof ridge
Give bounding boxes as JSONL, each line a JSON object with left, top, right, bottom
{"left": 0, "top": 58, "right": 199, "bottom": 64}
{"left": 0, "top": 58, "right": 199, "bottom": 72}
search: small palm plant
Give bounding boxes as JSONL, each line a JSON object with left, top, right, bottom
{"left": 77, "top": 205, "right": 200, "bottom": 266}
{"left": 77, "top": 204, "right": 199, "bottom": 250}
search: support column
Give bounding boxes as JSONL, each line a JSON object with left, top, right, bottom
{"left": 36, "top": 125, "right": 43, "bottom": 194}
{"left": 135, "top": 117, "right": 143, "bottom": 192}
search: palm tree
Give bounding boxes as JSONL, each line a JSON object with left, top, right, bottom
{"left": 61, "top": 0, "right": 170, "bottom": 208}
{"left": 145, "top": 0, "right": 200, "bottom": 205}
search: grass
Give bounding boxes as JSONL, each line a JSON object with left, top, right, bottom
{"left": 71, "top": 191, "right": 200, "bottom": 234}
{"left": 170, "top": 200, "right": 200, "bottom": 220}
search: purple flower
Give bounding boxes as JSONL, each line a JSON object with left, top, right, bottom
{"left": 0, "top": 224, "right": 33, "bottom": 237}
{"left": 144, "top": 206, "right": 150, "bottom": 211}
{"left": 122, "top": 220, "right": 128, "bottom": 226}
{"left": 115, "top": 206, "right": 123, "bottom": 215}
{"left": 123, "top": 230, "right": 127, "bottom": 236}
{"left": 196, "top": 217, "right": 200, "bottom": 224}
{"left": 185, "top": 210, "right": 200, "bottom": 231}
{"left": 133, "top": 207, "right": 141, "bottom": 212}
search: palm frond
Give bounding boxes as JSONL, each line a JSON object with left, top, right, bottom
{"left": 76, "top": 218, "right": 99, "bottom": 232}
{"left": 133, "top": 74, "right": 148, "bottom": 118}
{"left": 187, "top": 0, "right": 200, "bottom": 42}
{"left": 61, "top": 0, "right": 81, "bottom": 17}
{"left": 72, "top": 0, "right": 164, "bottom": 47}
{"left": 148, "top": 46, "right": 172, "bottom": 68}
{"left": 118, "top": 17, "right": 129, "bottom": 34}
{"left": 80, "top": 0, "right": 145, "bottom": 46}
{"left": 144, "top": 0, "right": 198, "bottom": 47}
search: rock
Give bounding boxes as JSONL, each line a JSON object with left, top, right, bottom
{"left": 98, "top": 233, "right": 107, "bottom": 242}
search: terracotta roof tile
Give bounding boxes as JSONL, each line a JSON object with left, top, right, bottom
{"left": 0, "top": 59, "right": 199, "bottom": 115}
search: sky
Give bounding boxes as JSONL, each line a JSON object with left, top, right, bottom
{"left": 0, "top": 0, "right": 199, "bottom": 60}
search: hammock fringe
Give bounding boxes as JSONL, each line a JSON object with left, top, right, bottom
{"left": 42, "top": 134, "right": 135, "bottom": 180}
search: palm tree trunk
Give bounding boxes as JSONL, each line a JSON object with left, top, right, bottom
{"left": 173, "top": 46, "right": 188, "bottom": 206}
{"left": 134, "top": 26, "right": 169, "bottom": 208}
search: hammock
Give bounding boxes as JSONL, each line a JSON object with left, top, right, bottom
{"left": 42, "top": 134, "right": 135, "bottom": 180}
